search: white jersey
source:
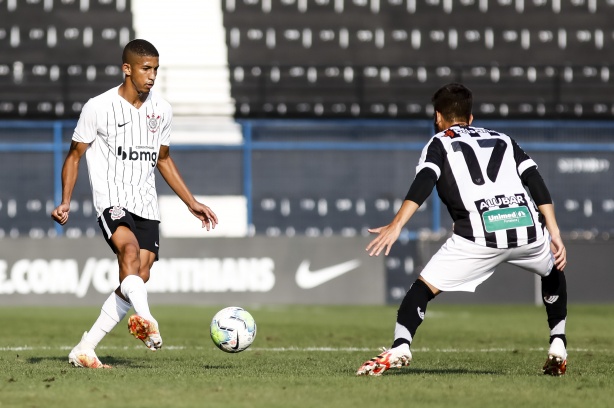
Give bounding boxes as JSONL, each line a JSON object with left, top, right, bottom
{"left": 416, "top": 125, "right": 545, "bottom": 249}
{"left": 73, "top": 86, "right": 172, "bottom": 220}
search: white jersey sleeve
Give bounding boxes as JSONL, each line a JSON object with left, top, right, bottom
{"left": 73, "top": 99, "right": 98, "bottom": 144}
{"left": 160, "top": 108, "right": 172, "bottom": 146}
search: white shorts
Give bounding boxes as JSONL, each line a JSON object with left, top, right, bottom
{"left": 420, "top": 232, "right": 555, "bottom": 292}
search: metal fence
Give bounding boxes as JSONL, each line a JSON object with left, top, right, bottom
{"left": 1, "top": 119, "right": 613, "bottom": 239}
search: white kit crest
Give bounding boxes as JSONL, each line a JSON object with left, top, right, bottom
{"left": 109, "top": 206, "right": 125, "bottom": 220}
{"left": 147, "top": 114, "right": 160, "bottom": 133}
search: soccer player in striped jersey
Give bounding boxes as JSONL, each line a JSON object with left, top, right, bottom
{"left": 51, "top": 39, "right": 218, "bottom": 368}
{"left": 357, "top": 83, "right": 568, "bottom": 377}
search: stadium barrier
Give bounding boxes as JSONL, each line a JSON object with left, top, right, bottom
{"left": 0, "top": 236, "right": 611, "bottom": 306}
{"left": 1, "top": 119, "right": 613, "bottom": 238}
{"left": 0, "top": 119, "right": 612, "bottom": 305}
{"left": 0, "top": 236, "right": 384, "bottom": 306}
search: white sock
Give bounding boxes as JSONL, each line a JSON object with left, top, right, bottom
{"left": 120, "top": 275, "right": 156, "bottom": 324}
{"left": 84, "top": 292, "right": 132, "bottom": 348}
{"left": 551, "top": 318, "right": 566, "bottom": 337}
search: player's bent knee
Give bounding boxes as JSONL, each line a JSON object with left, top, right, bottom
{"left": 138, "top": 269, "right": 151, "bottom": 283}
{"left": 119, "top": 242, "right": 140, "bottom": 259}
{"left": 418, "top": 277, "right": 441, "bottom": 296}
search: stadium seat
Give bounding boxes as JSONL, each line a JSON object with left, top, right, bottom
{"left": 48, "top": 0, "right": 83, "bottom": 13}
{"left": 221, "top": 0, "right": 614, "bottom": 119}
{"left": 89, "top": 0, "right": 131, "bottom": 13}
{"left": 250, "top": 193, "right": 439, "bottom": 236}
{"left": 304, "top": 0, "right": 340, "bottom": 13}
{"left": 0, "top": 0, "right": 132, "bottom": 118}
{"left": 360, "top": 66, "right": 438, "bottom": 116}
{"left": 0, "top": 194, "right": 98, "bottom": 238}
{"left": 558, "top": 66, "right": 614, "bottom": 117}
{"left": 342, "top": 0, "right": 377, "bottom": 15}
{"left": 223, "top": 0, "right": 264, "bottom": 14}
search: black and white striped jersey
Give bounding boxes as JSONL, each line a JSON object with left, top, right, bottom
{"left": 73, "top": 86, "right": 172, "bottom": 221}
{"left": 416, "top": 125, "right": 545, "bottom": 248}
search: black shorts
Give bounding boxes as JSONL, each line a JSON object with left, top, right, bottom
{"left": 97, "top": 206, "right": 160, "bottom": 261}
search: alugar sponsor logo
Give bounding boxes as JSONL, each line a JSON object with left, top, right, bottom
{"left": 117, "top": 146, "right": 157, "bottom": 167}
{"left": 478, "top": 194, "right": 526, "bottom": 210}
{"left": 0, "top": 257, "right": 275, "bottom": 297}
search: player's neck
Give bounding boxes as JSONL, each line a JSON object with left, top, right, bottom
{"left": 448, "top": 120, "right": 469, "bottom": 127}
{"left": 118, "top": 82, "right": 149, "bottom": 109}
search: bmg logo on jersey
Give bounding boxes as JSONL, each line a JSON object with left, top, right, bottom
{"left": 117, "top": 146, "right": 157, "bottom": 167}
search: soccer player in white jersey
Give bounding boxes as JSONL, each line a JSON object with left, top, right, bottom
{"left": 51, "top": 39, "right": 218, "bottom": 368}
{"left": 356, "top": 83, "right": 568, "bottom": 377}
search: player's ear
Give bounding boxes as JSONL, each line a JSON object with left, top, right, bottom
{"left": 435, "top": 111, "right": 443, "bottom": 125}
{"left": 122, "top": 62, "right": 131, "bottom": 76}
{"left": 468, "top": 114, "right": 474, "bottom": 125}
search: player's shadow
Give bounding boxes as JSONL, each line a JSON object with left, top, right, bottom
{"left": 387, "top": 368, "right": 501, "bottom": 376}
{"left": 27, "top": 356, "right": 151, "bottom": 368}
{"left": 27, "top": 356, "right": 68, "bottom": 365}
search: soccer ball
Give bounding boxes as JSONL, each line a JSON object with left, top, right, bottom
{"left": 210, "top": 306, "right": 257, "bottom": 353}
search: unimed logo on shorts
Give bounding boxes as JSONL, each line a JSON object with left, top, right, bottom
{"left": 117, "top": 146, "right": 157, "bottom": 167}
{"left": 482, "top": 206, "right": 534, "bottom": 232}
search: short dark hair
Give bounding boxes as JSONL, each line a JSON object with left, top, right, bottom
{"left": 431, "top": 83, "right": 473, "bottom": 122}
{"left": 122, "top": 39, "right": 159, "bottom": 63}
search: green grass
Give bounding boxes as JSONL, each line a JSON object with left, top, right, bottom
{"left": 0, "top": 304, "right": 613, "bottom": 408}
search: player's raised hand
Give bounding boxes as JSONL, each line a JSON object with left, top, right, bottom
{"left": 189, "top": 202, "right": 218, "bottom": 231}
{"left": 366, "top": 224, "right": 402, "bottom": 257}
{"left": 51, "top": 203, "right": 71, "bottom": 225}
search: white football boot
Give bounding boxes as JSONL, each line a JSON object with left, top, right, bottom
{"left": 543, "top": 337, "right": 567, "bottom": 376}
{"left": 357, "top": 343, "right": 412, "bottom": 376}
{"left": 68, "top": 332, "right": 110, "bottom": 369}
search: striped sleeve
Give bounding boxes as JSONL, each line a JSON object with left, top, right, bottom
{"left": 415, "top": 137, "right": 445, "bottom": 179}
{"left": 511, "top": 138, "right": 537, "bottom": 175}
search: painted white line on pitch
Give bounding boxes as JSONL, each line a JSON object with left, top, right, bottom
{"left": 0, "top": 345, "right": 607, "bottom": 353}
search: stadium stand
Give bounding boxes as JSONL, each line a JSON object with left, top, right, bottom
{"left": 1, "top": 0, "right": 613, "bottom": 239}
{"left": 222, "top": 0, "right": 614, "bottom": 119}
{"left": 2, "top": 0, "right": 613, "bottom": 119}
{"left": 0, "top": 0, "right": 132, "bottom": 118}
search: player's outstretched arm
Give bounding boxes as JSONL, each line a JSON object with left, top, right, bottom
{"left": 51, "top": 141, "right": 88, "bottom": 225}
{"left": 538, "top": 203, "right": 567, "bottom": 271}
{"left": 366, "top": 200, "right": 420, "bottom": 257}
{"left": 156, "top": 145, "right": 218, "bottom": 231}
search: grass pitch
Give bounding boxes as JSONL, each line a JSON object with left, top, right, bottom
{"left": 0, "top": 304, "right": 612, "bottom": 408}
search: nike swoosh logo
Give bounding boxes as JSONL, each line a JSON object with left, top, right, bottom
{"left": 295, "top": 259, "right": 361, "bottom": 289}
{"left": 118, "top": 122, "right": 130, "bottom": 127}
